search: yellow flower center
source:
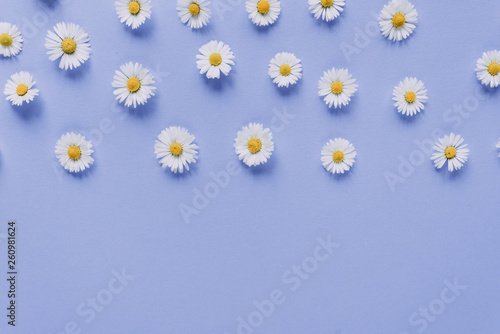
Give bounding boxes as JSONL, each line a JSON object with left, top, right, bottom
{"left": 331, "top": 81, "right": 343, "bottom": 94}
{"left": 0, "top": 33, "right": 12, "bottom": 47}
{"left": 488, "top": 62, "right": 500, "bottom": 76}
{"left": 280, "top": 64, "right": 291, "bottom": 76}
{"left": 321, "top": 0, "right": 333, "bottom": 7}
{"left": 127, "top": 78, "right": 141, "bottom": 93}
{"left": 16, "top": 84, "right": 28, "bottom": 96}
{"left": 209, "top": 53, "right": 222, "bottom": 66}
{"left": 67, "top": 146, "right": 81, "bottom": 160}
{"left": 405, "top": 91, "right": 416, "bottom": 103}
{"left": 392, "top": 13, "right": 406, "bottom": 28}
{"left": 170, "top": 142, "right": 183, "bottom": 156}
{"left": 445, "top": 147, "right": 456, "bottom": 159}
{"left": 189, "top": 3, "right": 200, "bottom": 15}
{"left": 61, "top": 38, "right": 77, "bottom": 54}
{"left": 333, "top": 150, "right": 344, "bottom": 162}
{"left": 257, "top": 0, "right": 270, "bottom": 14}
{"left": 247, "top": 138, "right": 262, "bottom": 154}
{"left": 129, "top": 1, "right": 141, "bottom": 14}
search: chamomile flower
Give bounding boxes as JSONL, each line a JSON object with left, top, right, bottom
{"left": 431, "top": 133, "right": 469, "bottom": 172}
{"left": 393, "top": 77, "right": 427, "bottom": 116}
{"left": 475, "top": 50, "right": 500, "bottom": 88}
{"left": 308, "top": 0, "right": 345, "bottom": 22}
{"left": 234, "top": 123, "right": 274, "bottom": 167}
{"left": 268, "top": 52, "right": 302, "bottom": 88}
{"left": 0, "top": 22, "right": 22, "bottom": 57}
{"left": 112, "top": 62, "right": 156, "bottom": 108}
{"left": 321, "top": 138, "right": 356, "bottom": 174}
{"left": 318, "top": 67, "right": 357, "bottom": 109}
{"left": 196, "top": 40, "right": 235, "bottom": 79}
{"left": 115, "top": 0, "right": 152, "bottom": 29}
{"left": 55, "top": 133, "right": 94, "bottom": 173}
{"left": 246, "top": 0, "right": 281, "bottom": 26}
{"left": 154, "top": 126, "right": 199, "bottom": 173}
{"left": 4, "top": 72, "right": 39, "bottom": 107}
{"left": 177, "top": 0, "right": 211, "bottom": 29}
{"left": 378, "top": 0, "right": 418, "bottom": 42}
{"left": 45, "top": 22, "right": 91, "bottom": 70}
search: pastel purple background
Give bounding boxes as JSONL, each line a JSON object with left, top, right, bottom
{"left": 1, "top": 0, "right": 500, "bottom": 333}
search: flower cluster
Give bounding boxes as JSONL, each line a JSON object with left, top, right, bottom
{"left": 1, "top": 0, "right": 499, "bottom": 177}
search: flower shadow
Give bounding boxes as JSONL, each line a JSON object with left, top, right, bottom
{"left": 202, "top": 72, "right": 234, "bottom": 91}
{"left": 10, "top": 97, "right": 44, "bottom": 121}
{"left": 1, "top": 54, "right": 21, "bottom": 63}
{"left": 275, "top": 79, "right": 302, "bottom": 97}
{"left": 66, "top": 163, "right": 96, "bottom": 179}
{"left": 382, "top": 29, "right": 415, "bottom": 48}
{"left": 127, "top": 19, "right": 155, "bottom": 39}
{"left": 253, "top": 19, "right": 280, "bottom": 34}
{"left": 242, "top": 154, "right": 277, "bottom": 177}
{"left": 324, "top": 94, "right": 358, "bottom": 119}
{"left": 191, "top": 24, "right": 213, "bottom": 35}
{"left": 37, "top": 0, "right": 60, "bottom": 9}
{"left": 325, "top": 164, "right": 355, "bottom": 182}
{"left": 162, "top": 161, "right": 199, "bottom": 181}
{"left": 477, "top": 83, "right": 498, "bottom": 96}
{"left": 60, "top": 59, "right": 91, "bottom": 81}
{"left": 312, "top": 13, "right": 344, "bottom": 30}
{"left": 434, "top": 160, "right": 469, "bottom": 181}
{"left": 396, "top": 108, "right": 424, "bottom": 124}
{"left": 121, "top": 94, "right": 158, "bottom": 119}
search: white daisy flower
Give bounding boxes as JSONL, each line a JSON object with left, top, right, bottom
{"left": 177, "top": 0, "right": 211, "bottom": 29}
{"left": 268, "top": 52, "right": 302, "bottom": 88}
{"left": 196, "top": 40, "right": 235, "bottom": 79}
{"left": 4, "top": 72, "right": 39, "bottom": 107}
{"left": 0, "top": 22, "right": 22, "bottom": 57}
{"left": 475, "top": 50, "right": 500, "bottom": 88}
{"left": 318, "top": 67, "right": 358, "bottom": 109}
{"left": 234, "top": 123, "right": 274, "bottom": 167}
{"left": 55, "top": 133, "right": 94, "bottom": 173}
{"left": 321, "top": 138, "right": 357, "bottom": 174}
{"left": 115, "top": 0, "right": 152, "bottom": 29}
{"left": 45, "top": 22, "right": 91, "bottom": 70}
{"left": 497, "top": 139, "right": 500, "bottom": 157}
{"left": 154, "top": 126, "right": 199, "bottom": 173}
{"left": 308, "top": 0, "right": 345, "bottom": 22}
{"left": 392, "top": 77, "right": 427, "bottom": 116}
{"left": 378, "top": 0, "right": 418, "bottom": 42}
{"left": 431, "top": 133, "right": 469, "bottom": 172}
{"left": 245, "top": 0, "right": 281, "bottom": 27}
{"left": 112, "top": 62, "right": 156, "bottom": 108}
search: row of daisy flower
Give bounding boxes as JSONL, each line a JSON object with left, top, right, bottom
{"left": 129, "top": 0, "right": 417, "bottom": 44}
{"left": 117, "top": 0, "right": 412, "bottom": 40}
{"left": 0, "top": 0, "right": 431, "bottom": 61}
{"left": 0, "top": 0, "right": 419, "bottom": 60}
{"left": 55, "top": 126, "right": 493, "bottom": 175}
{"left": 0, "top": 0, "right": 420, "bottom": 62}
{"left": 0, "top": 0, "right": 421, "bottom": 48}
{"left": 5, "top": 46, "right": 499, "bottom": 115}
